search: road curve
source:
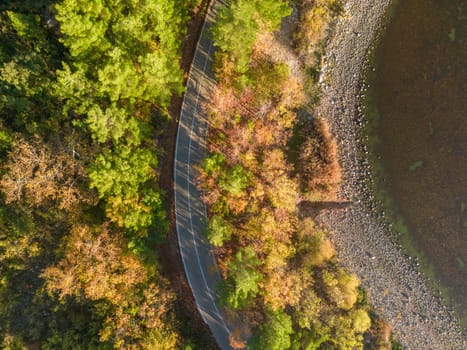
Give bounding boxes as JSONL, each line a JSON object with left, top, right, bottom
{"left": 174, "top": 1, "right": 242, "bottom": 349}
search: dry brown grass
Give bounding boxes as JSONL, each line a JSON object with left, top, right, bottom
{"left": 295, "top": 2, "right": 331, "bottom": 67}
{"left": 298, "top": 117, "right": 342, "bottom": 199}
{"left": 365, "top": 318, "right": 393, "bottom": 350}
{"left": 294, "top": 0, "right": 344, "bottom": 68}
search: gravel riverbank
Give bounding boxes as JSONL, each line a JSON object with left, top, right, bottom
{"left": 316, "top": 0, "right": 466, "bottom": 348}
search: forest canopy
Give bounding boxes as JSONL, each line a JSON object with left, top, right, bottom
{"left": 0, "top": 0, "right": 200, "bottom": 348}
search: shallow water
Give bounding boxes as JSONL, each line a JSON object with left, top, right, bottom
{"left": 369, "top": 0, "right": 466, "bottom": 326}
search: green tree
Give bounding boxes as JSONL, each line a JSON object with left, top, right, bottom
{"left": 220, "top": 164, "right": 250, "bottom": 196}
{"left": 0, "top": 11, "right": 60, "bottom": 133}
{"left": 106, "top": 188, "right": 165, "bottom": 232}
{"left": 55, "top": 0, "right": 112, "bottom": 58}
{"left": 89, "top": 145, "right": 156, "bottom": 198}
{"left": 220, "top": 246, "right": 262, "bottom": 309}
{"left": 86, "top": 103, "right": 142, "bottom": 145}
{"left": 206, "top": 215, "right": 233, "bottom": 247}
{"left": 211, "top": 0, "right": 291, "bottom": 73}
{"left": 88, "top": 144, "right": 165, "bottom": 231}
{"left": 290, "top": 330, "right": 329, "bottom": 350}
{"left": 55, "top": 0, "right": 185, "bottom": 107}
{"left": 248, "top": 308, "right": 294, "bottom": 350}
{"left": 53, "top": 0, "right": 188, "bottom": 233}
{"left": 245, "top": 61, "right": 290, "bottom": 102}
{"left": 0, "top": 127, "right": 12, "bottom": 154}
{"left": 6, "top": 11, "right": 47, "bottom": 46}
{"left": 203, "top": 152, "right": 225, "bottom": 177}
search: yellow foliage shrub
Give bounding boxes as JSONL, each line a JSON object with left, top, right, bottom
{"left": 297, "top": 218, "right": 335, "bottom": 266}
{"left": 323, "top": 269, "right": 360, "bottom": 310}
{"left": 351, "top": 309, "right": 372, "bottom": 333}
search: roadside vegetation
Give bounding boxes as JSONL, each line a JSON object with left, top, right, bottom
{"left": 201, "top": 0, "right": 397, "bottom": 349}
{"left": 0, "top": 0, "right": 207, "bottom": 348}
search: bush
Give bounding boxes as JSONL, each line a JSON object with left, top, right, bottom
{"left": 322, "top": 269, "right": 360, "bottom": 310}
{"left": 350, "top": 309, "right": 371, "bottom": 333}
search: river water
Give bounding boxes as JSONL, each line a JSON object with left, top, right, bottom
{"left": 366, "top": 0, "right": 466, "bottom": 327}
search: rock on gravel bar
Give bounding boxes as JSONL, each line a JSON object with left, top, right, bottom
{"left": 316, "top": 0, "right": 467, "bottom": 349}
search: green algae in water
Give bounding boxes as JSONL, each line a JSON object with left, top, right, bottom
{"left": 457, "top": 257, "right": 465, "bottom": 272}
{"left": 448, "top": 27, "right": 456, "bottom": 41}
{"left": 408, "top": 160, "right": 423, "bottom": 172}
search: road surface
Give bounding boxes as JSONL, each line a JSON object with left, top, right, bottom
{"left": 174, "top": 1, "right": 242, "bottom": 349}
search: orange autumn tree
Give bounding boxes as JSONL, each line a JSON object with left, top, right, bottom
{"left": 0, "top": 135, "right": 95, "bottom": 211}
{"left": 42, "top": 224, "right": 179, "bottom": 348}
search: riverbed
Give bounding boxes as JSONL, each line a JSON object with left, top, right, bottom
{"left": 366, "top": 0, "right": 466, "bottom": 329}
{"left": 317, "top": 0, "right": 466, "bottom": 348}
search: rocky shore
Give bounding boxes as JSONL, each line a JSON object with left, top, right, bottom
{"left": 316, "top": 0, "right": 466, "bottom": 348}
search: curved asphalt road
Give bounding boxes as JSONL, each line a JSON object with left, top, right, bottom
{"left": 174, "top": 1, "right": 243, "bottom": 349}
